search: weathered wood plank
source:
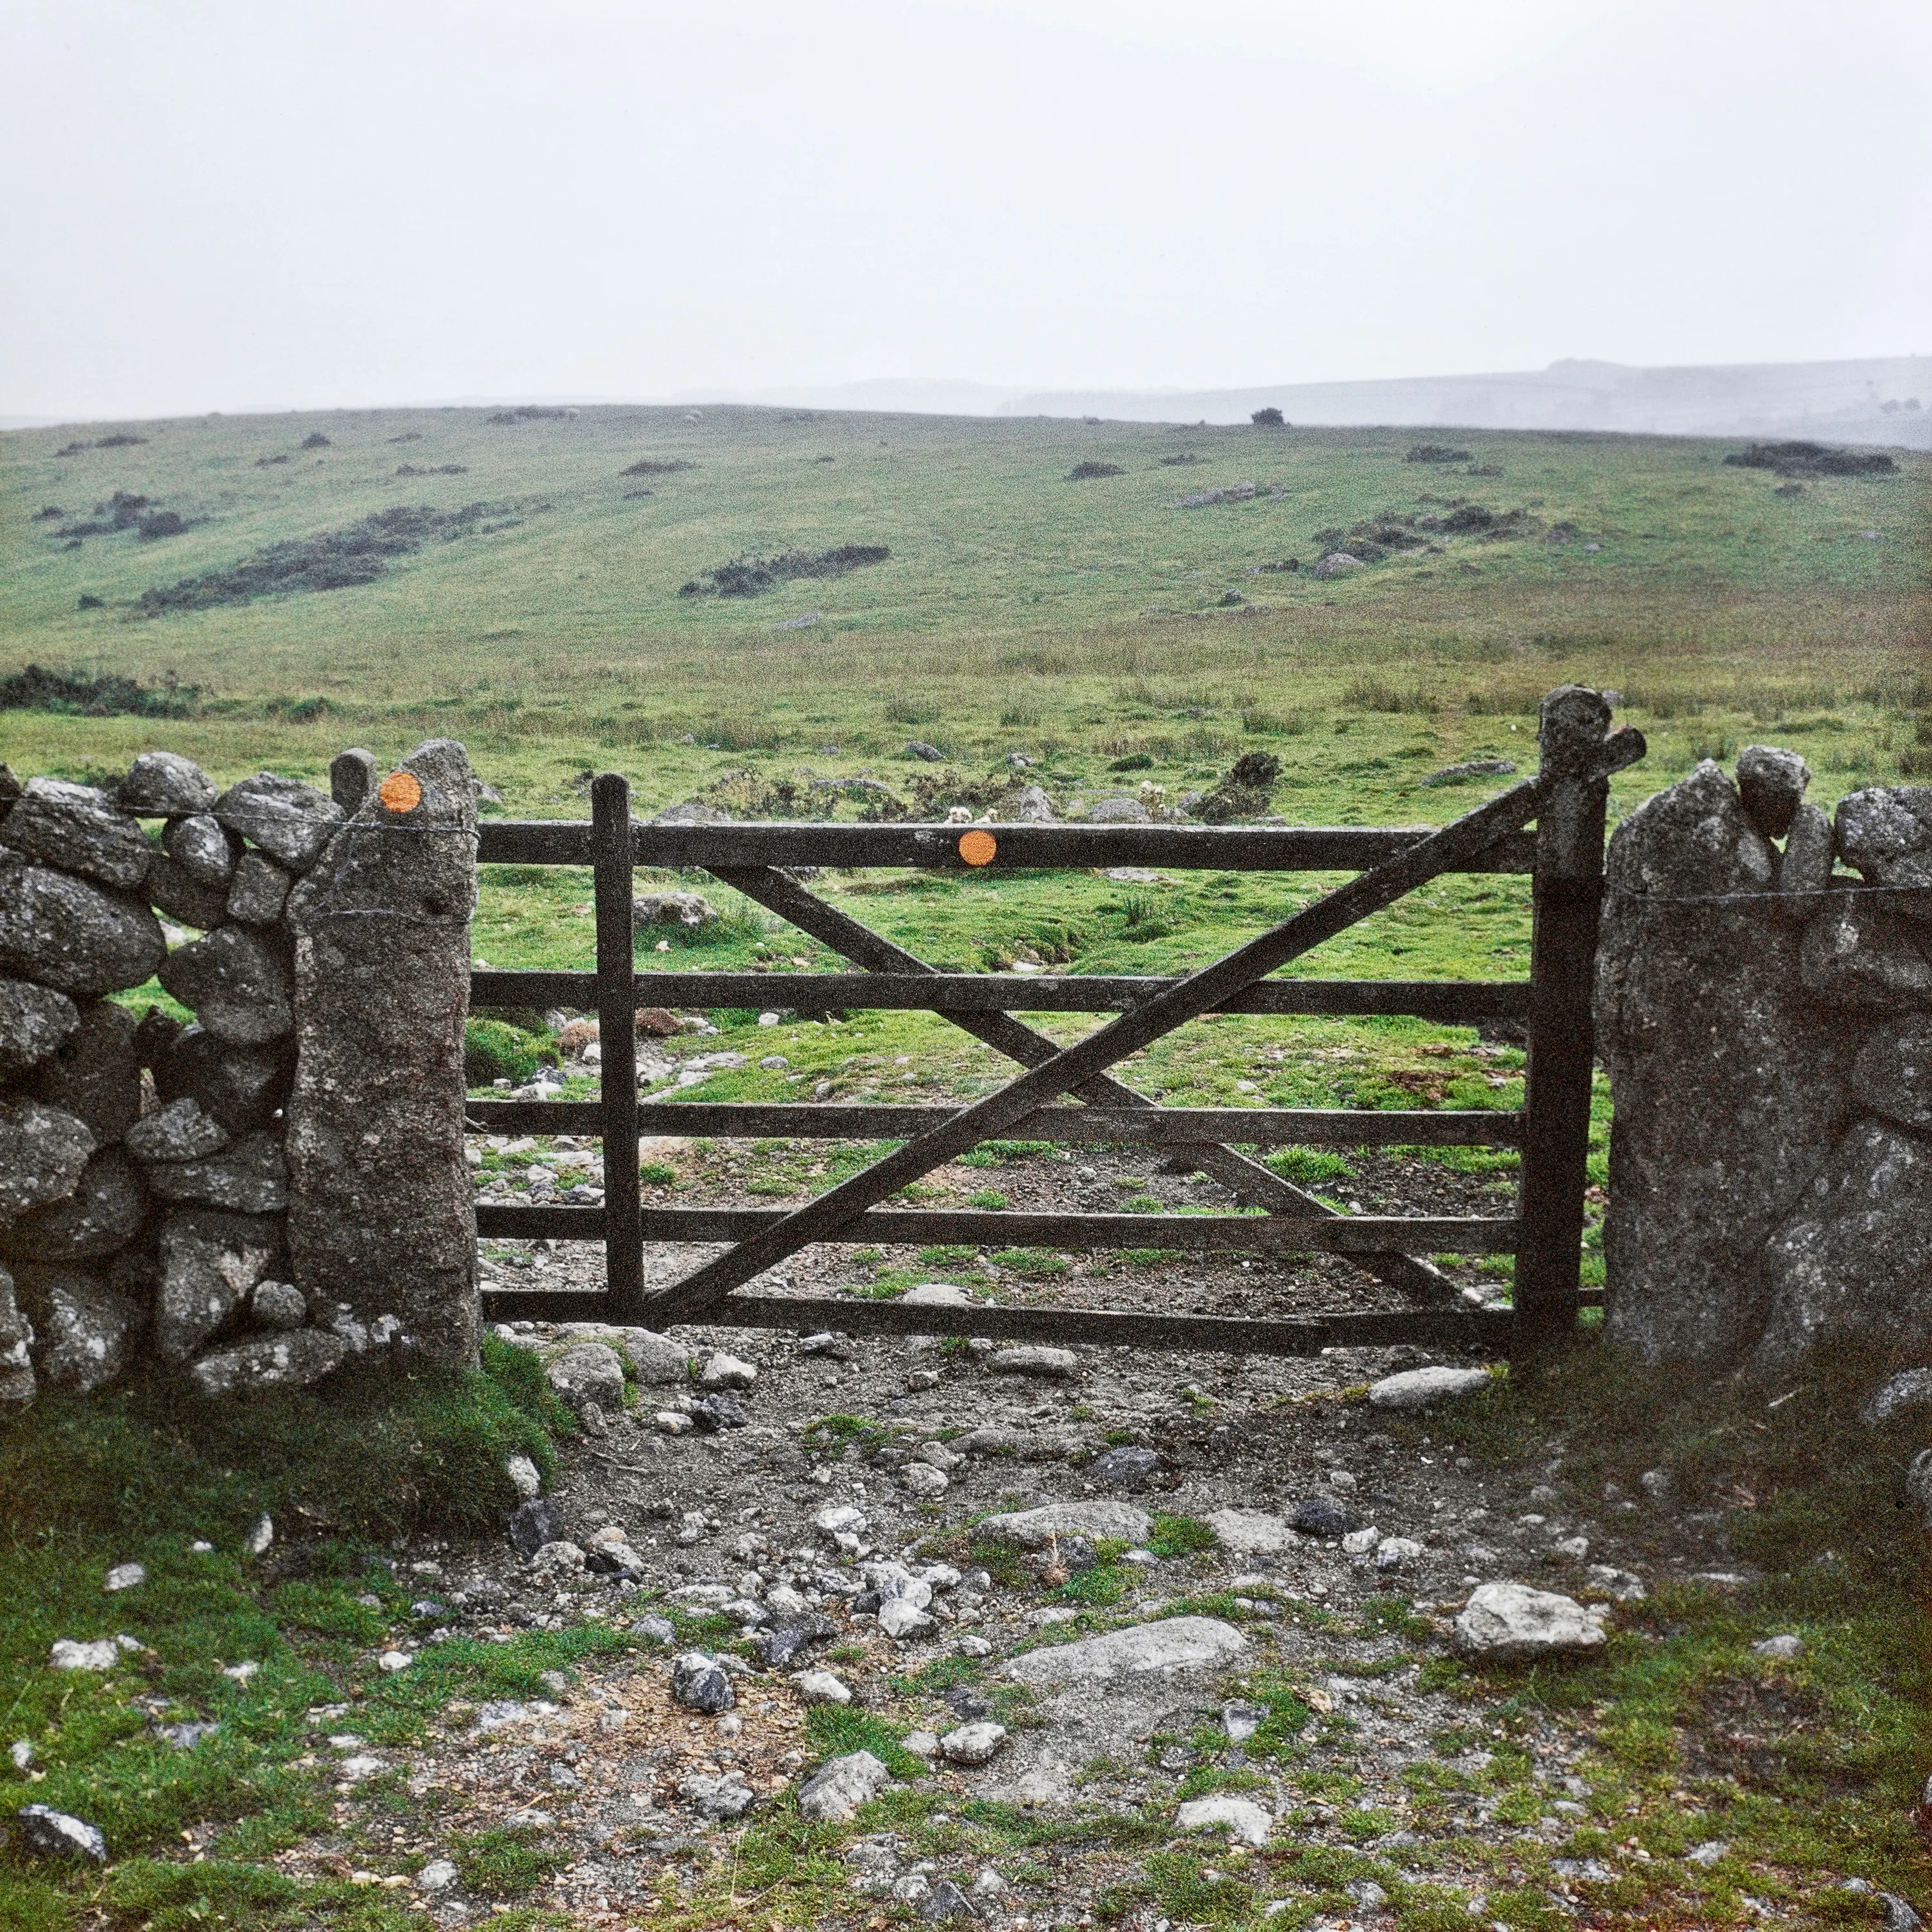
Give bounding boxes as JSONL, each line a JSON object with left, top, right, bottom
{"left": 592, "top": 777, "right": 645, "bottom": 1320}
{"left": 475, "top": 1202, "right": 1519, "bottom": 1252}
{"left": 477, "top": 819, "right": 1536, "bottom": 874}
{"left": 469, "top": 967, "right": 1532, "bottom": 1022}
{"left": 462, "top": 1097, "right": 1527, "bottom": 1146}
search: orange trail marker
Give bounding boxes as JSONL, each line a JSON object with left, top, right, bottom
{"left": 958, "top": 829, "right": 997, "bottom": 867}
{"left": 378, "top": 770, "right": 422, "bottom": 814}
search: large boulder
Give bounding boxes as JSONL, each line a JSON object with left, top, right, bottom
{"left": 30, "top": 999, "right": 142, "bottom": 1146}
{"left": 14, "top": 1265, "right": 141, "bottom": 1393}
{"left": 1752, "top": 1120, "right": 1932, "bottom": 1376}
{"left": 144, "top": 1131, "right": 288, "bottom": 1213}
{"left": 0, "top": 978, "right": 79, "bottom": 1083}
{"left": 119, "top": 752, "right": 218, "bottom": 818}
{"left": 146, "top": 855, "right": 230, "bottom": 931}
{"left": 213, "top": 773, "right": 343, "bottom": 874}
{"left": 285, "top": 740, "right": 479, "bottom": 1367}
{"left": 125, "top": 1097, "right": 231, "bottom": 1164}
{"left": 1836, "top": 786, "right": 1932, "bottom": 916}
{"left": 160, "top": 813, "right": 238, "bottom": 888}
{"left": 0, "top": 1148, "right": 147, "bottom": 1263}
{"left": 157, "top": 927, "right": 294, "bottom": 1046}
{"left": 547, "top": 1341, "right": 627, "bottom": 1417}
{"left": 155, "top": 1211, "right": 282, "bottom": 1363}
{"left": 0, "top": 855, "right": 167, "bottom": 995}
{"left": 225, "top": 854, "right": 292, "bottom": 926}
{"left": 1003, "top": 1618, "right": 1249, "bottom": 1686}
{"left": 187, "top": 1329, "right": 349, "bottom": 1397}
{"left": 0, "top": 1099, "right": 94, "bottom": 1225}
{"left": 0, "top": 778, "right": 153, "bottom": 891}
{"left": 1595, "top": 759, "right": 1850, "bottom": 1366}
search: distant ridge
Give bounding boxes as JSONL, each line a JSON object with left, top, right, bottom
{"left": 690, "top": 356, "right": 1932, "bottom": 449}
{"left": 1000, "top": 355, "right": 1932, "bottom": 448}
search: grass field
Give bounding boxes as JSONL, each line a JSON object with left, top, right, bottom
{"left": 2, "top": 402, "right": 1926, "bottom": 819}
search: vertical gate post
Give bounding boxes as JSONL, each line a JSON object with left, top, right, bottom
{"left": 592, "top": 773, "right": 645, "bottom": 1319}
{"left": 1515, "top": 685, "right": 1615, "bottom": 1350}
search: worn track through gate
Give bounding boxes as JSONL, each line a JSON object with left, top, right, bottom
{"left": 467, "top": 687, "right": 1643, "bottom": 1358}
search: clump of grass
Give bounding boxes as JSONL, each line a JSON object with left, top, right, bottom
{"left": 451, "top": 1824, "right": 567, "bottom": 1898}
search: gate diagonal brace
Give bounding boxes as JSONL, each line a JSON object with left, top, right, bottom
{"left": 713, "top": 865, "right": 1456, "bottom": 1303}
{"left": 638, "top": 776, "right": 1545, "bottom": 1327}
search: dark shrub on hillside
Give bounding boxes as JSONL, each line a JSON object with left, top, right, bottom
{"left": 679, "top": 544, "right": 889, "bottom": 599}
{"left": 0, "top": 664, "right": 198, "bottom": 717}
{"left": 1196, "top": 750, "right": 1282, "bottom": 824}
{"left": 137, "top": 511, "right": 187, "bottom": 540}
{"left": 1251, "top": 407, "right": 1286, "bottom": 428}
{"left": 137, "top": 502, "right": 518, "bottom": 612}
{"left": 1159, "top": 454, "right": 1202, "bottom": 466}
{"left": 1723, "top": 440, "right": 1896, "bottom": 478}
{"left": 299, "top": 432, "right": 331, "bottom": 450}
{"left": 95, "top": 433, "right": 147, "bottom": 448}
{"left": 620, "top": 459, "right": 696, "bottom": 477}
{"left": 1406, "top": 444, "right": 1472, "bottom": 464}
{"left": 1069, "top": 460, "right": 1124, "bottom": 480}
{"left": 487, "top": 406, "right": 571, "bottom": 424}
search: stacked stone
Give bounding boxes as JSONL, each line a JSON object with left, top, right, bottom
{"left": 0, "top": 751, "right": 358, "bottom": 1406}
{"left": 1597, "top": 750, "right": 1932, "bottom": 1376}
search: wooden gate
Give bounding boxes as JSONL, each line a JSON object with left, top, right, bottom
{"left": 466, "top": 685, "right": 1643, "bottom": 1357}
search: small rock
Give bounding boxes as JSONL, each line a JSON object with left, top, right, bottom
{"left": 656, "top": 1412, "right": 694, "bottom": 1435}
{"left": 901, "top": 1729, "right": 941, "bottom": 1756}
{"left": 156, "top": 1721, "right": 220, "bottom": 1750}
{"left": 1751, "top": 1633, "right": 1805, "bottom": 1658}
{"left": 940, "top": 1721, "right": 1007, "bottom": 1765}
{"left": 1375, "top": 1536, "right": 1423, "bottom": 1571}
{"left": 814, "top": 1504, "right": 868, "bottom": 1537}
{"left": 546, "top": 1341, "right": 627, "bottom": 1417}
{"left": 918, "top": 1879, "right": 976, "bottom": 1921}
{"left": 699, "top": 1350, "right": 757, "bottom": 1390}
{"left": 975, "top": 1500, "right": 1150, "bottom": 1549}
{"left": 1684, "top": 1841, "right": 1728, "bottom": 1866}
{"left": 970, "top": 1866, "right": 1007, "bottom": 1898}
{"left": 1454, "top": 1583, "right": 1606, "bottom": 1661}
{"left": 103, "top": 1563, "right": 145, "bottom": 1593}
{"left": 1086, "top": 1444, "right": 1162, "bottom": 1489}
{"left": 377, "top": 1652, "right": 413, "bottom": 1673}
{"left": 529, "top": 1541, "right": 585, "bottom": 1582}
{"left": 249, "top": 1280, "right": 308, "bottom": 1331}
{"left": 1863, "top": 1368, "right": 1932, "bottom": 1427}
{"left": 634, "top": 890, "right": 715, "bottom": 929}
{"left": 902, "top": 1461, "right": 949, "bottom": 1499}
{"left": 987, "top": 1345, "right": 1077, "bottom": 1378}
{"left": 1175, "top": 1795, "right": 1272, "bottom": 1845}
{"left": 692, "top": 1392, "right": 746, "bottom": 1432}
{"left": 614, "top": 1326, "right": 692, "bottom": 1385}
{"left": 905, "top": 741, "right": 945, "bottom": 762}
{"left": 504, "top": 1454, "right": 542, "bottom": 1499}
{"left": 878, "top": 1598, "right": 936, "bottom": 1640}
{"left": 797, "top": 1748, "right": 889, "bottom": 1821}
{"left": 630, "top": 1614, "right": 675, "bottom": 1644}
{"left": 1341, "top": 1527, "right": 1379, "bottom": 1555}
{"left": 1205, "top": 1507, "right": 1292, "bottom": 1553}
{"left": 793, "top": 1669, "right": 852, "bottom": 1705}
{"left": 50, "top": 1638, "right": 119, "bottom": 1672}
{"left": 1005, "top": 1617, "right": 1248, "bottom": 1685}
{"left": 0, "top": 978, "right": 80, "bottom": 1084}
{"left": 15, "top": 1804, "right": 106, "bottom": 1862}
{"left": 417, "top": 1859, "right": 459, "bottom": 1893}
{"left": 1368, "top": 1365, "right": 1492, "bottom": 1410}
{"left": 1291, "top": 1497, "right": 1357, "bottom": 1538}
{"left": 1221, "top": 1700, "right": 1267, "bottom": 1743}
{"left": 671, "top": 1652, "right": 736, "bottom": 1714}
{"left": 507, "top": 1496, "right": 565, "bottom": 1558}
{"left": 756, "top": 1613, "right": 833, "bottom": 1668}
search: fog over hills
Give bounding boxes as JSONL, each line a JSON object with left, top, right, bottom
{"left": 698, "top": 355, "right": 1932, "bottom": 447}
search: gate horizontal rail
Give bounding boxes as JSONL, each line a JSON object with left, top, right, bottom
{"left": 472, "top": 968, "right": 1530, "bottom": 1023}
{"left": 478, "top": 820, "right": 1536, "bottom": 873}
{"left": 469, "top": 689, "right": 1641, "bottom": 1356}
{"left": 476, "top": 1204, "right": 1520, "bottom": 1251}
{"left": 465, "top": 1099, "right": 1527, "bottom": 1146}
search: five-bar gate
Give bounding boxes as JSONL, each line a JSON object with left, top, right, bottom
{"left": 466, "top": 685, "right": 1643, "bottom": 1358}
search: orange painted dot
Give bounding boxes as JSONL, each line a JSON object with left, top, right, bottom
{"left": 378, "top": 770, "right": 423, "bottom": 813}
{"left": 958, "top": 829, "right": 998, "bottom": 867}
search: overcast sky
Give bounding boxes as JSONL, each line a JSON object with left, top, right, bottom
{"left": 4, "top": 0, "right": 1929, "bottom": 421}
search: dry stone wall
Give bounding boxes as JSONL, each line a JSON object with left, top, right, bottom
{"left": 0, "top": 739, "right": 480, "bottom": 1412}
{"left": 1597, "top": 755, "right": 1932, "bottom": 1376}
